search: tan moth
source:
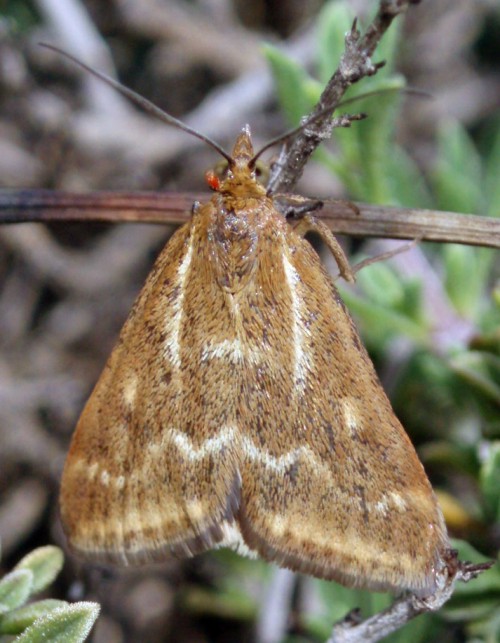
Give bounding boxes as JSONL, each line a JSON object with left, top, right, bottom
{"left": 47, "top": 45, "right": 450, "bottom": 594}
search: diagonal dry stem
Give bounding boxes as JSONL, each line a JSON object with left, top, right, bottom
{"left": 267, "top": 0, "right": 424, "bottom": 194}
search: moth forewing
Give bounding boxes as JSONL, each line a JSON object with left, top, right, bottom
{"left": 60, "top": 220, "right": 243, "bottom": 563}
{"left": 236, "top": 224, "right": 449, "bottom": 593}
{"left": 60, "top": 127, "right": 450, "bottom": 594}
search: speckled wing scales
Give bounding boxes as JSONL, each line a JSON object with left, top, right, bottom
{"left": 233, "top": 222, "right": 449, "bottom": 594}
{"left": 60, "top": 214, "right": 244, "bottom": 564}
{"left": 61, "top": 127, "right": 449, "bottom": 594}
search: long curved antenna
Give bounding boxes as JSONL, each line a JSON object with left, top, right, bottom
{"left": 39, "top": 43, "right": 234, "bottom": 165}
{"left": 250, "top": 86, "right": 430, "bottom": 165}
{"left": 249, "top": 105, "right": 359, "bottom": 166}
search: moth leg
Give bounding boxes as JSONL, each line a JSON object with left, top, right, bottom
{"left": 350, "top": 238, "right": 421, "bottom": 276}
{"left": 276, "top": 194, "right": 360, "bottom": 218}
{"left": 293, "top": 213, "right": 355, "bottom": 283}
{"left": 329, "top": 198, "right": 360, "bottom": 217}
{"left": 274, "top": 193, "right": 323, "bottom": 219}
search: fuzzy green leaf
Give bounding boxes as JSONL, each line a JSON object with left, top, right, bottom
{"left": 14, "top": 602, "right": 100, "bottom": 643}
{"left": 14, "top": 547, "right": 64, "bottom": 595}
{"left": 0, "top": 600, "right": 67, "bottom": 635}
{"left": 0, "top": 571, "right": 32, "bottom": 613}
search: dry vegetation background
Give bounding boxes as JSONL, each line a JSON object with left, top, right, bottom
{"left": 0, "top": 1, "right": 499, "bottom": 642}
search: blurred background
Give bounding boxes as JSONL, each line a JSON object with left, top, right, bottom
{"left": 0, "top": 1, "right": 499, "bottom": 641}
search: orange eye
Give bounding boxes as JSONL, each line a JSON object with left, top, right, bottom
{"left": 205, "top": 159, "right": 229, "bottom": 190}
{"left": 205, "top": 170, "right": 221, "bottom": 191}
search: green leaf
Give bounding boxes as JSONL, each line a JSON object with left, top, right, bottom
{"left": 181, "top": 585, "right": 256, "bottom": 620}
{"left": 467, "top": 607, "right": 500, "bottom": 643}
{"left": 484, "top": 117, "right": 500, "bottom": 216}
{"left": 0, "top": 600, "right": 67, "bottom": 635}
{"left": 1, "top": 2, "right": 39, "bottom": 32}
{"left": 14, "top": 602, "right": 100, "bottom": 643}
{"left": 15, "top": 547, "right": 64, "bottom": 595}
{"left": 449, "top": 540, "right": 500, "bottom": 596}
{"left": 386, "top": 146, "right": 432, "bottom": 208}
{"left": 331, "top": 80, "right": 406, "bottom": 203}
{"left": 308, "top": 583, "right": 438, "bottom": 643}
{"left": 432, "top": 120, "right": 484, "bottom": 213}
{"left": 355, "top": 261, "right": 406, "bottom": 308}
{"left": 316, "top": 1, "right": 354, "bottom": 84}
{"left": 479, "top": 442, "right": 500, "bottom": 523}
{"left": 419, "top": 440, "right": 479, "bottom": 476}
{"left": 443, "top": 244, "right": 486, "bottom": 316}
{"left": 0, "top": 570, "right": 33, "bottom": 613}
{"left": 263, "top": 44, "right": 321, "bottom": 126}
{"left": 383, "top": 613, "right": 441, "bottom": 643}
{"left": 315, "top": 578, "right": 392, "bottom": 624}
{"left": 449, "top": 351, "right": 500, "bottom": 404}
{"left": 327, "top": 11, "right": 404, "bottom": 203}
{"left": 340, "top": 287, "right": 427, "bottom": 345}
{"left": 443, "top": 596, "right": 500, "bottom": 624}
{"left": 349, "top": 85, "right": 406, "bottom": 203}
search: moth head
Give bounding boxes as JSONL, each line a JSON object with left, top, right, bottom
{"left": 205, "top": 128, "right": 269, "bottom": 191}
{"left": 231, "top": 124, "right": 254, "bottom": 163}
{"left": 205, "top": 125, "right": 269, "bottom": 193}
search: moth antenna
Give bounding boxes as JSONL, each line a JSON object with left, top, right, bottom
{"left": 334, "top": 86, "right": 431, "bottom": 110}
{"left": 250, "top": 102, "right": 367, "bottom": 166}
{"left": 39, "top": 43, "right": 234, "bottom": 165}
{"left": 250, "top": 86, "right": 430, "bottom": 165}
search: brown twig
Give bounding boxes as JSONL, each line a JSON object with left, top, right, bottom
{"left": 1, "top": 190, "right": 498, "bottom": 249}
{"left": 327, "top": 554, "right": 493, "bottom": 643}
{"left": 267, "top": 0, "right": 423, "bottom": 194}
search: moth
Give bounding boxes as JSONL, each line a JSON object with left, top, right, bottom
{"left": 50, "top": 45, "right": 450, "bottom": 595}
